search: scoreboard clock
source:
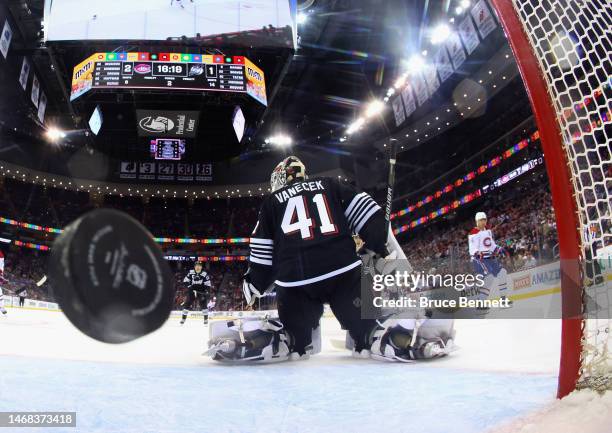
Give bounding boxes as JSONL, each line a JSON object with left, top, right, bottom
{"left": 71, "top": 52, "right": 267, "bottom": 106}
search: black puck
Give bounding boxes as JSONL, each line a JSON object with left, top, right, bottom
{"left": 48, "top": 209, "right": 175, "bottom": 343}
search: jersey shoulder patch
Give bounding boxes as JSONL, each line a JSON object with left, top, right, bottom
{"left": 469, "top": 228, "right": 480, "bottom": 235}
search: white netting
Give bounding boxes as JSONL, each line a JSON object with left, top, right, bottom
{"left": 510, "top": 0, "right": 612, "bottom": 391}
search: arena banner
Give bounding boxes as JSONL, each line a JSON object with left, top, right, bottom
{"left": 423, "top": 64, "right": 440, "bottom": 96}
{"left": 244, "top": 58, "right": 267, "bottom": 107}
{"left": 31, "top": 75, "right": 40, "bottom": 107}
{"left": 458, "top": 14, "right": 480, "bottom": 54}
{"left": 136, "top": 110, "right": 200, "bottom": 138}
{"left": 18, "top": 58, "right": 30, "bottom": 90}
{"left": 434, "top": 48, "right": 453, "bottom": 83}
{"left": 0, "top": 19, "right": 12, "bottom": 59}
{"left": 37, "top": 92, "right": 47, "bottom": 123}
{"left": 413, "top": 73, "right": 429, "bottom": 106}
{"left": 471, "top": 0, "right": 498, "bottom": 40}
{"left": 392, "top": 96, "right": 405, "bottom": 127}
{"left": 70, "top": 54, "right": 96, "bottom": 101}
{"left": 401, "top": 85, "right": 417, "bottom": 118}
{"left": 119, "top": 161, "right": 212, "bottom": 182}
{"left": 446, "top": 31, "right": 467, "bottom": 70}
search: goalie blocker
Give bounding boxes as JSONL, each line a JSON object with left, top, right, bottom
{"left": 48, "top": 209, "right": 175, "bottom": 343}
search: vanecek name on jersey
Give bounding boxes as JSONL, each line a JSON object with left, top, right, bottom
{"left": 248, "top": 176, "right": 386, "bottom": 288}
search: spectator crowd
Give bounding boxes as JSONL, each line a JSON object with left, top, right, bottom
{"left": 0, "top": 166, "right": 572, "bottom": 311}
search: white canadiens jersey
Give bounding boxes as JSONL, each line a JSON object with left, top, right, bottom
{"left": 207, "top": 300, "right": 216, "bottom": 310}
{"left": 468, "top": 228, "right": 498, "bottom": 258}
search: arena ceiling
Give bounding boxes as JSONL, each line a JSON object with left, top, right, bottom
{"left": 0, "top": 0, "right": 529, "bottom": 196}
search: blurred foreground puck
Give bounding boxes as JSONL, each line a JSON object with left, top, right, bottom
{"left": 48, "top": 209, "right": 175, "bottom": 343}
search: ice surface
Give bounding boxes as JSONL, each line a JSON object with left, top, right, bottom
{"left": 488, "top": 390, "right": 612, "bottom": 433}
{"left": 0, "top": 308, "right": 602, "bottom": 433}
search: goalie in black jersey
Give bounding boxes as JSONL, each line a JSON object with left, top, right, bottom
{"left": 207, "top": 156, "right": 455, "bottom": 363}
{"left": 181, "top": 261, "right": 212, "bottom": 325}
{"left": 242, "top": 156, "right": 389, "bottom": 356}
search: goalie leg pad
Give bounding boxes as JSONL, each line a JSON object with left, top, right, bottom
{"left": 369, "top": 317, "right": 456, "bottom": 362}
{"left": 206, "top": 317, "right": 321, "bottom": 363}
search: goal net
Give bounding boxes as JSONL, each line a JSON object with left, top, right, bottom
{"left": 490, "top": 0, "right": 611, "bottom": 397}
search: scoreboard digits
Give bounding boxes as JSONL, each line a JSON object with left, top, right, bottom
{"left": 153, "top": 63, "right": 186, "bottom": 77}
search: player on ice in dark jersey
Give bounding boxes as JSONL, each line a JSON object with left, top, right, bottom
{"left": 206, "top": 156, "right": 455, "bottom": 362}
{"left": 181, "top": 261, "right": 212, "bottom": 325}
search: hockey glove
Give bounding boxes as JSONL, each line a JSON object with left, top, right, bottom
{"left": 242, "top": 270, "right": 268, "bottom": 307}
{"left": 374, "top": 249, "right": 399, "bottom": 275}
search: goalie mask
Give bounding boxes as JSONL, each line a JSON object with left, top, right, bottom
{"left": 270, "top": 156, "right": 307, "bottom": 192}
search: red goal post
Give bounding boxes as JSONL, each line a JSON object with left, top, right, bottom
{"left": 489, "top": 0, "right": 611, "bottom": 398}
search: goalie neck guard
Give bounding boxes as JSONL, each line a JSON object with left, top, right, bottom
{"left": 270, "top": 156, "right": 307, "bottom": 192}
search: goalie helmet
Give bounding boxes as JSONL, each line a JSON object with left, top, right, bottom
{"left": 270, "top": 156, "right": 307, "bottom": 192}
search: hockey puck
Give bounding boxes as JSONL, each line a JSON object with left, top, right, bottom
{"left": 48, "top": 209, "right": 175, "bottom": 343}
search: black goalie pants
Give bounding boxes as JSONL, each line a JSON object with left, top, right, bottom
{"left": 275, "top": 266, "right": 377, "bottom": 355}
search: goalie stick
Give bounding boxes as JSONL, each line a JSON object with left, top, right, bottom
{"left": 383, "top": 141, "right": 398, "bottom": 241}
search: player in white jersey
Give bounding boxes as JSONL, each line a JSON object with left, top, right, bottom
{"left": 468, "top": 212, "right": 512, "bottom": 307}
{"left": 207, "top": 296, "right": 216, "bottom": 312}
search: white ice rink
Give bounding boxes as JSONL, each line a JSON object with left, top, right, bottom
{"left": 0, "top": 308, "right": 610, "bottom": 433}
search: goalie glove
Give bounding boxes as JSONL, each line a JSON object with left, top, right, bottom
{"left": 360, "top": 249, "right": 400, "bottom": 278}
{"left": 242, "top": 270, "right": 271, "bottom": 307}
{"left": 374, "top": 249, "right": 399, "bottom": 275}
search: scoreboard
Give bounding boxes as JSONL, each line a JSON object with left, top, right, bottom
{"left": 94, "top": 61, "right": 245, "bottom": 91}
{"left": 71, "top": 52, "right": 267, "bottom": 106}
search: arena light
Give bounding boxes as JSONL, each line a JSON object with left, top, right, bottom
{"left": 346, "top": 118, "right": 365, "bottom": 135}
{"left": 265, "top": 134, "right": 293, "bottom": 147}
{"left": 45, "top": 127, "right": 66, "bottom": 142}
{"left": 394, "top": 74, "right": 408, "bottom": 89}
{"left": 407, "top": 54, "right": 425, "bottom": 74}
{"left": 430, "top": 24, "right": 451, "bottom": 44}
{"left": 297, "top": 13, "right": 308, "bottom": 25}
{"left": 460, "top": 0, "right": 470, "bottom": 8}
{"left": 365, "top": 100, "right": 385, "bottom": 118}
